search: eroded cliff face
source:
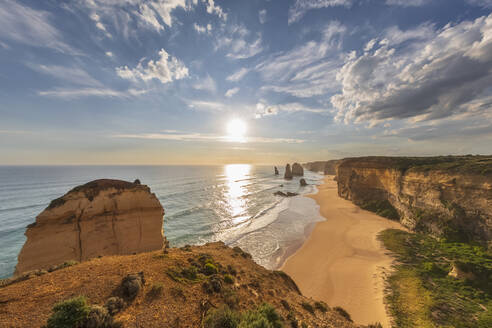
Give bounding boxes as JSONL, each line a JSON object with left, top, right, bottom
{"left": 303, "top": 160, "right": 340, "bottom": 174}
{"left": 337, "top": 157, "right": 492, "bottom": 244}
{"left": 15, "top": 179, "right": 164, "bottom": 275}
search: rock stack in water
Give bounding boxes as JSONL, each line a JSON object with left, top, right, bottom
{"left": 15, "top": 179, "right": 165, "bottom": 275}
{"left": 284, "top": 164, "right": 293, "bottom": 179}
{"left": 292, "top": 163, "right": 304, "bottom": 176}
{"left": 274, "top": 166, "right": 279, "bottom": 175}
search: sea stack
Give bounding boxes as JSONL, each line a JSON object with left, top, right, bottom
{"left": 15, "top": 179, "right": 165, "bottom": 275}
{"left": 274, "top": 166, "right": 279, "bottom": 175}
{"left": 292, "top": 163, "right": 304, "bottom": 176}
{"left": 300, "top": 178, "right": 307, "bottom": 186}
{"left": 284, "top": 164, "right": 293, "bottom": 179}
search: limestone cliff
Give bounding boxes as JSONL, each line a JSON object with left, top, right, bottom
{"left": 15, "top": 179, "right": 164, "bottom": 275}
{"left": 337, "top": 156, "right": 492, "bottom": 244}
{"left": 303, "top": 160, "right": 340, "bottom": 174}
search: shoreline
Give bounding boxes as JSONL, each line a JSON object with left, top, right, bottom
{"left": 281, "top": 176, "right": 403, "bottom": 327}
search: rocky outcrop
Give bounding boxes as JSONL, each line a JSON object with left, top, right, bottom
{"left": 284, "top": 164, "right": 293, "bottom": 179}
{"left": 274, "top": 166, "right": 279, "bottom": 175}
{"left": 15, "top": 179, "right": 165, "bottom": 275}
{"left": 337, "top": 156, "right": 492, "bottom": 245}
{"left": 292, "top": 163, "right": 304, "bottom": 176}
{"left": 300, "top": 178, "right": 307, "bottom": 186}
{"left": 274, "top": 191, "right": 299, "bottom": 197}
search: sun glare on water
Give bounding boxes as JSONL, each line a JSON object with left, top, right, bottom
{"left": 226, "top": 119, "right": 247, "bottom": 143}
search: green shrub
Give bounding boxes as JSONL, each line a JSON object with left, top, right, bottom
{"left": 204, "top": 305, "right": 240, "bottom": 328}
{"left": 367, "top": 323, "right": 383, "bottom": 328}
{"left": 224, "top": 274, "right": 235, "bottom": 284}
{"left": 204, "top": 263, "right": 218, "bottom": 275}
{"left": 333, "top": 306, "right": 352, "bottom": 322}
{"left": 46, "top": 296, "right": 91, "bottom": 328}
{"left": 222, "top": 288, "right": 240, "bottom": 309}
{"left": 204, "top": 304, "right": 283, "bottom": 328}
{"left": 314, "top": 301, "right": 328, "bottom": 313}
{"left": 148, "top": 282, "right": 164, "bottom": 297}
{"left": 300, "top": 302, "right": 314, "bottom": 314}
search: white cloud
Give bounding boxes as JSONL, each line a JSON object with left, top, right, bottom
{"left": 116, "top": 48, "right": 189, "bottom": 84}
{"left": 38, "top": 87, "right": 147, "bottom": 99}
{"left": 90, "top": 12, "right": 112, "bottom": 37}
{"left": 205, "top": 0, "right": 227, "bottom": 20}
{"left": 113, "top": 131, "right": 305, "bottom": 143}
{"left": 288, "top": 0, "right": 353, "bottom": 24}
{"left": 226, "top": 68, "right": 250, "bottom": 82}
{"left": 192, "top": 75, "right": 217, "bottom": 93}
{"left": 105, "top": 51, "right": 113, "bottom": 57}
{"left": 259, "top": 9, "right": 267, "bottom": 24}
{"left": 135, "top": 3, "right": 163, "bottom": 31}
{"left": 466, "top": 0, "right": 492, "bottom": 8}
{"left": 186, "top": 99, "right": 227, "bottom": 111}
{"left": 385, "top": 0, "right": 428, "bottom": 6}
{"left": 0, "top": 0, "right": 76, "bottom": 53}
{"left": 216, "top": 25, "right": 264, "bottom": 59}
{"left": 255, "top": 102, "right": 326, "bottom": 118}
{"left": 256, "top": 21, "right": 346, "bottom": 97}
{"left": 332, "top": 13, "right": 492, "bottom": 124}
{"left": 29, "top": 64, "right": 102, "bottom": 87}
{"left": 194, "top": 22, "right": 212, "bottom": 34}
{"left": 82, "top": 0, "right": 188, "bottom": 36}
{"left": 225, "top": 87, "right": 239, "bottom": 97}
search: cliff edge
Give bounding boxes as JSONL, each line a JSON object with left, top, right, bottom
{"left": 336, "top": 156, "right": 492, "bottom": 244}
{"left": 15, "top": 179, "right": 165, "bottom": 275}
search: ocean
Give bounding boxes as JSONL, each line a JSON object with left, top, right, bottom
{"left": 0, "top": 165, "right": 324, "bottom": 279}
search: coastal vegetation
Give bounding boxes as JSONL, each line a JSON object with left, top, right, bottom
{"left": 0, "top": 242, "right": 356, "bottom": 327}
{"left": 359, "top": 199, "right": 400, "bottom": 221}
{"left": 338, "top": 155, "right": 492, "bottom": 175}
{"left": 379, "top": 229, "right": 492, "bottom": 328}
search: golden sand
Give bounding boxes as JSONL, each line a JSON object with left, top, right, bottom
{"left": 281, "top": 176, "right": 403, "bottom": 327}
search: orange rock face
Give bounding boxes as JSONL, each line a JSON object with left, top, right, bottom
{"left": 15, "top": 179, "right": 164, "bottom": 275}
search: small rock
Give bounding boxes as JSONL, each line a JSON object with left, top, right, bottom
{"left": 300, "top": 179, "right": 307, "bottom": 186}
{"left": 274, "top": 167, "right": 279, "bottom": 175}
{"left": 133, "top": 179, "right": 141, "bottom": 184}
{"left": 274, "top": 191, "right": 298, "bottom": 197}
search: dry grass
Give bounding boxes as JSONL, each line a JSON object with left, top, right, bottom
{"left": 0, "top": 242, "right": 357, "bottom": 328}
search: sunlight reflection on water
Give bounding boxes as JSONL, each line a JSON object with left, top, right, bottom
{"left": 224, "top": 164, "right": 251, "bottom": 225}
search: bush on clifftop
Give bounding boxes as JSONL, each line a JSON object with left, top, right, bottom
{"left": 204, "top": 303, "right": 283, "bottom": 328}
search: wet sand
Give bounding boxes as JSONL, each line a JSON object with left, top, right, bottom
{"left": 281, "top": 176, "right": 403, "bottom": 327}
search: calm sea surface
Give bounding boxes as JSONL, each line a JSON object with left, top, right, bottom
{"left": 0, "top": 165, "right": 324, "bottom": 278}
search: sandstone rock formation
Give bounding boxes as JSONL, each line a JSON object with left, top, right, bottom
{"left": 274, "top": 166, "right": 279, "bottom": 175}
{"left": 15, "top": 179, "right": 165, "bottom": 275}
{"left": 336, "top": 156, "right": 492, "bottom": 244}
{"left": 284, "top": 164, "right": 293, "bottom": 179}
{"left": 292, "top": 163, "right": 304, "bottom": 176}
{"left": 300, "top": 178, "right": 307, "bottom": 186}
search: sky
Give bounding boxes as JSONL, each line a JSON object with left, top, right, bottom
{"left": 0, "top": 0, "right": 491, "bottom": 165}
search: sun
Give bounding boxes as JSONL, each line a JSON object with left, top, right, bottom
{"left": 226, "top": 119, "right": 247, "bottom": 142}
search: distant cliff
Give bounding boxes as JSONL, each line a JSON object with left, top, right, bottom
{"left": 303, "top": 160, "right": 340, "bottom": 175}
{"left": 336, "top": 156, "right": 492, "bottom": 244}
{"left": 15, "top": 179, "right": 164, "bottom": 275}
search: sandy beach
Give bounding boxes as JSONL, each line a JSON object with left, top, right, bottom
{"left": 281, "top": 176, "right": 403, "bottom": 327}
